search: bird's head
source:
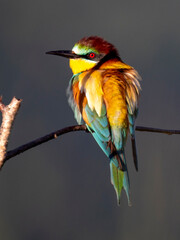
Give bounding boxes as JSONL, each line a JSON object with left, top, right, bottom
{"left": 46, "top": 36, "right": 121, "bottom": 74}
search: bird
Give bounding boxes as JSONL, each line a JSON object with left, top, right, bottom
{"left": 46, "top": 36, "right": 141, "bottom": 205}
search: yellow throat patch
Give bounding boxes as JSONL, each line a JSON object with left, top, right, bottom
{"left": 69, "top": 58, "right": 97, "bottom": 75}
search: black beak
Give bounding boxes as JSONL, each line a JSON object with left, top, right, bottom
{"left": 46, "top": 50, "right": 79, "bottom": 59}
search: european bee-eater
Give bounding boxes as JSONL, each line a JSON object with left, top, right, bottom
{"left": 47, "top": 36, "right": 141, "bottom": 205}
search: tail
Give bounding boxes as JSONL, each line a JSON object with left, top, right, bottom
{"left": 110, "top": 153, "right": 131, "bottom": 206}
{"left": 131, "top": 134, "right": 138, "bottom": 171}
{"left": 128, "top": 113, "right": 138, "bottom": 171}
{"left": 86, "top": 125, "right": 131, "bottom": 205}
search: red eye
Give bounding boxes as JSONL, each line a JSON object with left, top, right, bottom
{"left": 89, "top": 52, "right": 96, "bottom": 59}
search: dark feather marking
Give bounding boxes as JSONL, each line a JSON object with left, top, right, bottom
{"left": 78, "top": 91, "right": 85, "bottom": 113}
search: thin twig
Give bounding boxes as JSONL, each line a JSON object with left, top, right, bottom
{"left": 0, "top": 97, "right": 22, "bottom": 168}
{"left": 136, "top": 126, "right": 180, "bottom": 135}
{"left": 4, "top": 125, "right": 87, "bottom": 162}
{"left": 2, "top": 124, "right": 179, "bottom": 168}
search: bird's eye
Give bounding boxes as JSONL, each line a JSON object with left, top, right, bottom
{"left": 88, "top": 52, "right": 96, "bottom": 59}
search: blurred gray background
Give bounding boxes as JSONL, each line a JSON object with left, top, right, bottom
{"left": 0, "top": 0, "right": 180, "bottom": 239}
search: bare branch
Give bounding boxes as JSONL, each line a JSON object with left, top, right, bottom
{"left": 135, "top": 126, "right": 180, "bottom": 135}
{"left": 2, "top": 124, "right": 179, "bottom": 169}
{"left": 5, "top": 125, "right": 87, "bottom": 163}
{"left": 0, "top": 97, "right": 22, "bottom": 168}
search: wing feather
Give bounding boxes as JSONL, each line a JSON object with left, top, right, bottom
{"left": 124, "top": 68, "right": 141, "bottom": 171}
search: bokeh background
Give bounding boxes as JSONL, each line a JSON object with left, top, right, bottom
{"left": 0, "top": 0, "right": 180, "bottom": 239}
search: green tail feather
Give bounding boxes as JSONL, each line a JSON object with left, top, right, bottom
{"left": 110, "top": 161, "right": 131, "bottom": 206}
